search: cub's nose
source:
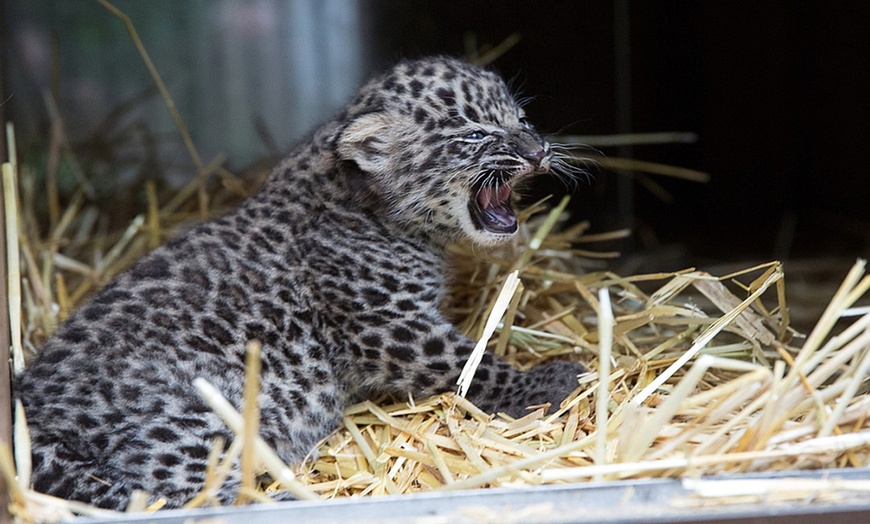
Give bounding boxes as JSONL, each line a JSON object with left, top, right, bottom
{"left": 514, "top": 146, "right": 547, "bottom": 166}
{"left": 510, "top": 133, "right": 548, "bottom": 166}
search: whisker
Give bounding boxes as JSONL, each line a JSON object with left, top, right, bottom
{"left": 547, "top": 152, "right": 594, "bottom": 189}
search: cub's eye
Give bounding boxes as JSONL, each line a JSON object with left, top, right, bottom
{"left": 519, "top": 117, "right": 532, "bottom": 129}
{"left": 464, "top": 131, "right": 487, "bottom": 140}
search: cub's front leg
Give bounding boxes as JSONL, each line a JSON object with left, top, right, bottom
{"left": 340, "top": 311, "right": 583, "bottom": 418}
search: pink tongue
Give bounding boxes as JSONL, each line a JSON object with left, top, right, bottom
{"left": 477, "top": 185, "right": 511, "bottom": 210}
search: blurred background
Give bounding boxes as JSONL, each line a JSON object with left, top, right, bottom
{"left": 2, "top": 1, "right": 869, "bottom": 272}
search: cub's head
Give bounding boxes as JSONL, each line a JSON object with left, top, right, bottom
{"left": 336, "top": 56, "right": 554, "bottom": 247}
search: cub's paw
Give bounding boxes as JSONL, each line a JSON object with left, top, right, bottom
{"left": 511, "top": 360, "right": 585, "bottom": 418}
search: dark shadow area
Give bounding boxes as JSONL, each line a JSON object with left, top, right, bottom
{"left": 3, "top": 1, "right": 868, "bottom": 268}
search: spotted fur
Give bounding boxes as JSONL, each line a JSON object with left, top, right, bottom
{"left": 15, "top": 56, "right": 583, "bottom": 510}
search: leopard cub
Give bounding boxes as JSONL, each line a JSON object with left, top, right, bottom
{"left": 16, "top": 56, "right": 584, "bottom": 510}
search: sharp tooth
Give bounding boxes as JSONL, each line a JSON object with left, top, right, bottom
{"left": 477, "top": 187, "right": 495, "bottom": 210}
{"left": 497, "top": 184, "right": 511, "bottom": 204}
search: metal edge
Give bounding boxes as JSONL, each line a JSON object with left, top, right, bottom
{"left": 77, "top": 467, "right": 870, "bottom": 524}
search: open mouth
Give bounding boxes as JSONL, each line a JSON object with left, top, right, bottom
{"left": 468, "top": 173, "right": 517, "bottom": 235}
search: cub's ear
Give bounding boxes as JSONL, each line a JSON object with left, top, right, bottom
{"left": 336, "top": 113, "right": 392, "bottom": 174}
